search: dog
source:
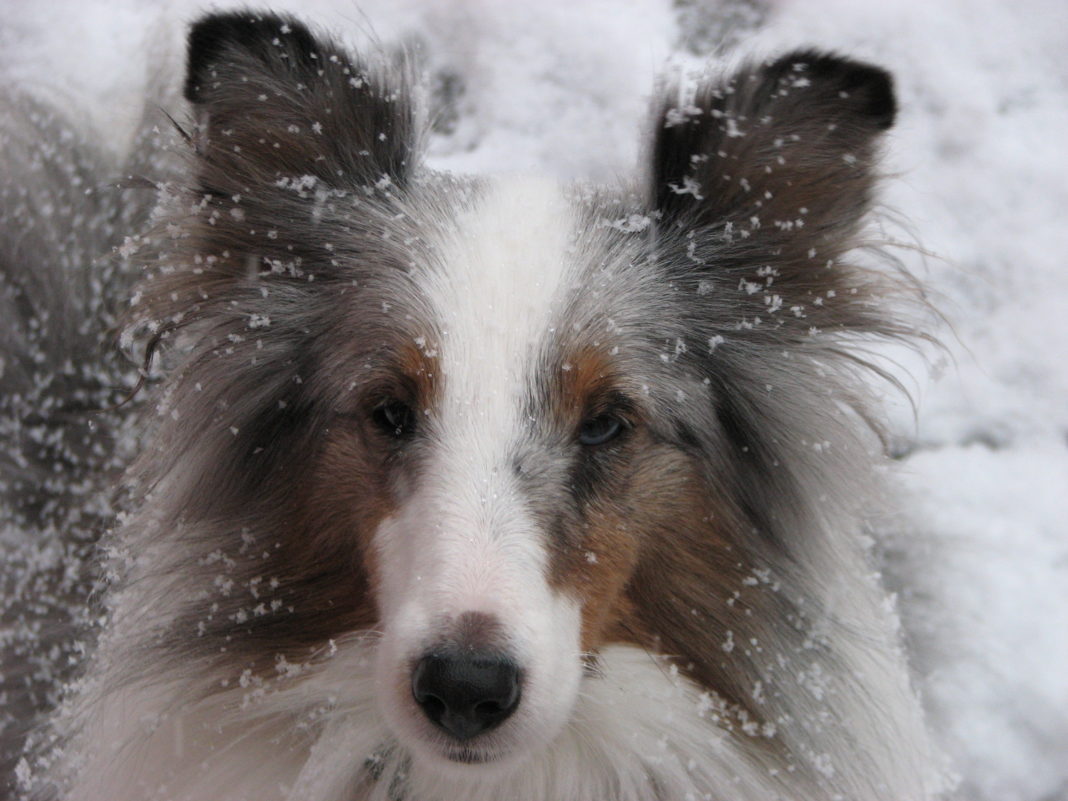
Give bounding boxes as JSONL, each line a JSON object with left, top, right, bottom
{"left": 1, "top": 10, "right": 948, "bottom": 800}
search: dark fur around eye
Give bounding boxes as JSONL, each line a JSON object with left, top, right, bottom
{"left": 578, "top": 415, "right": 624, "bottom": 446}
{"left": 372, "top": 400, "right": 416, "bottom": 438}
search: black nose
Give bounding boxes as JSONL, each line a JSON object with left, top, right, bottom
{"left": 411, "top": 652, "right": 521, "bottom": 741}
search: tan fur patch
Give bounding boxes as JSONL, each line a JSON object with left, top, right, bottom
{"left": 397, "top": 339, "right": 441, "bottom": 413}
{"left": 544, "top": 344, "right": 768, "bottom": 726}
{"left": 555, "top": 347, "right": 618, "bottom": 416}
{"left": 253, "top": 339, "right": 443, "bottom": 660}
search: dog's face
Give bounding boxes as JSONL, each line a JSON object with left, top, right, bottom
{"left": 238, "top": 172, "right": 717, "bottom": 769}
{"left": 302, "top": 176, "right": 658, "bottom": 768}
{"left": 345, "top": 178, "right": 627, "bottom": 767}
{"left": 136, "top": 11, "right": 898, "bottom": 774}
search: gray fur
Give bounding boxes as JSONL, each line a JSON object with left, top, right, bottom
{"left": 4, "top": 12, "right": 947, "bottom": 801}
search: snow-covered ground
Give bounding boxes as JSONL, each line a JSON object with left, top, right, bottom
{"left": 2, "top": 1, "right": 1065, "bottom": 799}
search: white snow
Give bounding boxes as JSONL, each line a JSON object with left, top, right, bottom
{"left": 2, "top": 1, "right": 1065, "bottom": 799}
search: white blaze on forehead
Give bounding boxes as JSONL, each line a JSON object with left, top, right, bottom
{"left": 416, "top": 176, "right": 576, "bottom": 603}
{"left": 428, "top": 176, "right": 577, "bottom": 431}
{"left": 375, "top": 176, "right": 581, "bottom": 632}
{"left": 372, "top": 178, "right": 584, "bottom": 760}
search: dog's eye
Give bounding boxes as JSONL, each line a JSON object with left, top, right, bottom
{"left": 578, "top": 415, "right": 624, "bottom": 446}
{"left": 372, "top": 400, "right": 415, "bottom": 438}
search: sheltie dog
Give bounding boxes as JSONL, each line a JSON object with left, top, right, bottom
{"left": 1, "top": 10, "right": 948, "bottom": 801}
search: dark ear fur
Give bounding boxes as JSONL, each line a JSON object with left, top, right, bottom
{"left": 184, "top": 13, "right": 322, "bottom": 104}
{"left": 650, "top": 50, "right": 899, "bottom": 339}
{"left": 653, "top": 50, "right": 894, "bottom": 261}
{"left": 130, "top": 13, "right": 420, "bottom": 361}
{"left": 183, "top": 11, "right": 414, "bottom": 190}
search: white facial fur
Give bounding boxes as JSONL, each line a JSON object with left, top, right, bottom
{"left": 371, "top": 177, "right": 585, "bottom": 770}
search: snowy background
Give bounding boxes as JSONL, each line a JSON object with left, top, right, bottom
{"left": 1, "top": 0, "right": 1065, "bottom": 799}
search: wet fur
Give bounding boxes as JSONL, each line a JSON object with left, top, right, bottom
{"left": 3, "top": 10, "right": 947, "bottom": 801}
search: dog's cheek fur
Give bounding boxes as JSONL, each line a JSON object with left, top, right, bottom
{"left": 548, "top": 439, "right": 709, "bottom": 655}
{"left": 299, "top": 347, "right": 438, "bottom": 613}
{"left": 296, "top": 427, "right": 396, "bottom": 627}
{"left": 557, "top": 440, "right": 758, "bottom": 700}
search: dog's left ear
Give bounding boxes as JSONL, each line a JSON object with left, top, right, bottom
{"left": 184, "top": 11, "right": 414, "bottom": 191}
{"left": 650, "top": 51, "right": 895, "bottom": 292}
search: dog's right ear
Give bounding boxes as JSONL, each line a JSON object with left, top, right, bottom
{"left": 183, "top": 11, "right": 414, "bottom": 191}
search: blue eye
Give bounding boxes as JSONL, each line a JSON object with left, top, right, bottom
{"left": 578, "top": 415, "right": 623, "bottom": 446}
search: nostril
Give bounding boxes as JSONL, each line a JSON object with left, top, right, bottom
{"left": 417, "top": 692, "right": 446, "bottom": 723}
{"left": 411, "top": 652, "right": 521, "bottom": 741}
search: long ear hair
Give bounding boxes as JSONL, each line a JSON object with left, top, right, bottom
{"left": 133, "top": 11, "right": 418, "bottom": 338}
{"left": 184, "top": 11, "right": 415, "bottom": 189}
{"left": 646, "top": 50, "right": 926, "bottom": 477}
{"left": 636, "top": 52, "right": 945, "bottom": 800}
{"left": 651, "top": 50, "right": 901, "bottom": 342}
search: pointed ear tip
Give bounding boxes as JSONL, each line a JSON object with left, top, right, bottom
{"left": 865, "top": 67, "right": 897, "bottom": 129}
{"left": 837, "top": 57, "right": 897, "bottom": 129}
{"left": 184, "top": 12, "right": 315, "bottom": 104}
{"left": 772, "top": 50, "right": 898, "bottom": 129}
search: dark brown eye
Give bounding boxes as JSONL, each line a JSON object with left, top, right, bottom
{"left": 372, "top": 400, "right": 415, "bottom": 438}
{"left": 578, "top": 415, "right": 623, "bottom": 446}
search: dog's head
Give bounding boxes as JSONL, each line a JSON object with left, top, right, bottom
{"left": 133, "top": 11, "right": 900, "bottom": 774}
